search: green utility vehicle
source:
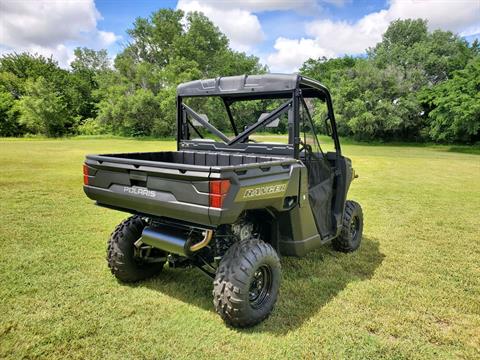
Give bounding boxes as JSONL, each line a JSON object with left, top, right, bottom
{"left": 83, "top": 74, "right": 363, "bottom": 327}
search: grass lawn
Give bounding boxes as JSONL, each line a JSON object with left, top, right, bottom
{"left": 0, "top": 137, "right": 479, "bottom": 359}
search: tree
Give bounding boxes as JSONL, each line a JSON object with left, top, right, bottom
{"left": 71, "top": 48, "right": 110, "bottom": 72}
{"left": 0, "top": 53, "right": 63, "bottom": 85}
{"left": 421, "top": 57, "right": 480, "bottom": 143}
{"left": 97, "top": 87, "right": 170, "bottom": 137}
{"left": 333, "top": 60, "right": 423, "bottom": 140}
{"left": 126, "top": 9, "right": 184, "bottom": 66}
{"left": 0, "top": 89, "right": 22, "bottom": 136}
{"left": 420, "top": 30, "right": 474, "bottom": 84}
{"left": 173, "top": 12, "right": 230, "bottom": 76}
{"left": 300, "top": 56, "right": 357, "bottom": 90}
{"left": 370, "top": 19, "right": 474, "bottom": 85}
{"left": 0, "top": 53, "right": 74, "bottom": 136}
{"left": 15, "top": 77, "right": 74, "bottom": 137}
{"left": 70, "top": 48, "right": 111, "bottom": 121}
{"left": 374, "top": 19, "right": 429, "bottom": 54}
{"left": 96, "top": 8, "right": 265, "bottom": 136}
{"left": 301, "top": 19, "right": 478, "bottom": 142}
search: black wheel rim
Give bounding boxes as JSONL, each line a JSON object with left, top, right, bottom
{"left": 249, "top": 265, "right": 272, "bottom": 309}
{"left": 350, "top": 216, "right": 360, "bottom": 241}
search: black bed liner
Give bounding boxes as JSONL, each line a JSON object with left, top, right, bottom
{"left": 97, "top": 150, "right": 287, "bottom": 167}
{"left": 86, "top": 150, "right": 297, "bottom": 175}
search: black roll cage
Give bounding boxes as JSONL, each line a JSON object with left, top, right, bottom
{"left": 176, "top": 75, "right": 342, "bottom": 159}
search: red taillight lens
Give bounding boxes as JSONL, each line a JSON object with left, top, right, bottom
{"left": 209, "top": 194, "right": 223, "bottom": 208}
{"left": 83, "top": 164, "right": 89, "bottom": 185}
{"left": 209, "top": 180, "right": 230, "bottom": 208}
{"left": 210, "top": 179, "right": 230, "bottom": 195}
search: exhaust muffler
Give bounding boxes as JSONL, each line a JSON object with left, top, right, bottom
{"left": 141, "top": 226, "right": 213, "bottom": 257}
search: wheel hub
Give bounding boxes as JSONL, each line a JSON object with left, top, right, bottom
{"left": 249, "top": 265, "right": 272, "bottom": 308}
{"left": 350, "top": 216, "right": 359, "bottom": 240}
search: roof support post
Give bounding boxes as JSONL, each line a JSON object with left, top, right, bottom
{"left": 293, "top": 89, "right": 301, "bottom": 159}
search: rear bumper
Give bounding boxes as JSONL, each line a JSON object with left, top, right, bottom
{"left": 84, "top": 185, "right": 214, "bottom": 226}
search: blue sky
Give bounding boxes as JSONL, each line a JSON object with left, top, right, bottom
{"left": 94, "top": 0, "right": 388, "bottom": 52}
{"left": 1, "top": 0, "right": 479, "bottom": 72}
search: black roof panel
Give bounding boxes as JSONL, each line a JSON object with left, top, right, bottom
{"left": 176, "top": 74, "right": 332, "bottom": 101}
{"left": 177, "top": 74, "right": 303, "bottom": 97}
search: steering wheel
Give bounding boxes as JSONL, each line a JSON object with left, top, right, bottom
{"left": 299, "top": 139, "right": 312, "bottom": 154}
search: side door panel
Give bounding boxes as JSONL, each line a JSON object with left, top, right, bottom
{"left": 304, "top": 152, "right": 335, "bottom": 239}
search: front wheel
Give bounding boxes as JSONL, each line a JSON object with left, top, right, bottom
{"left": 213, "top": 238, "right": 281, "bottom": 328}
{"left": 332, "top": 200, "right": 363, "bottom": 252}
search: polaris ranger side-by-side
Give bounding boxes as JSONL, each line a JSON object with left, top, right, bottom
{"left": 83, "top": 74, "right": 363, "bottom": 327}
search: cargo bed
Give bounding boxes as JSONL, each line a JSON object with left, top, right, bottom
{"left": 93, "top": 150, "right": 287, "bottom": 167}
{"left": 83, "top": 150, "right": 299, "bottom": 226}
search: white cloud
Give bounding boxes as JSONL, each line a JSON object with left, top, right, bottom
{"left": 267, "top": 37, "right": 335, "bottom": 73}
{"left": 267, "top": 0, "right": 480, "bottom": 72}
{"left": 0, "top": 43, "right": 74, "bottom": 68}
{"left": 305, "top": 10, "right": 390, "bottom": 55}
{"left": 0, "top": 0, "right": 120, "bottom": 67}
{"left": 179, "top": 0, "right": 323, "bottom": 13}
{"left": 387, "top": 0, "right": 480, "bottom": 33}
{"left": 176, "top": 0, "right": 343, "bottom": 51}
{"left": 461, "top": 25, "right": 480, "bottom": 37}
{"left": 177, "top": 0, "right": 264, "bottom": 51}
{"left": 97, "top": 30, "right": 120, "bottom": 47}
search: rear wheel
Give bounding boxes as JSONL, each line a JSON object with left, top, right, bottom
{"left": 107, "top": 215, "right": 165, "bottom": 282}
{"left": 332, "top": 200, "right": 363, "bottom": 252}
{"left": 213, "top": 238, "right": 281, "bottom": 328}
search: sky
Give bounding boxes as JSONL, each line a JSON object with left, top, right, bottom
{"left": 1, "top": 0, "right": 479, "bottom": 72}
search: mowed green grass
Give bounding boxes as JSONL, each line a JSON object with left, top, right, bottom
{"left": 0, "top": 137, "right": 479, "bottom": 359}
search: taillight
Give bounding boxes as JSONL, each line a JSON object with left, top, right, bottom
{"left": 83, "top": 164, "right": 89, "bottom": 185}
{"left": 209, "top": 179, "right": 230, "bottom": 208}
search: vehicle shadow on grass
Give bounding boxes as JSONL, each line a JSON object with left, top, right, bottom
{"left": 253, "top": 236, "right": 384, "bottom": 335}
{"left": 134, "top": 236, "right": 384, "bottom": 335}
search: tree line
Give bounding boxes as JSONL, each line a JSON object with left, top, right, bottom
{"left": 0, "top": 9, "right": 478, "bottom": 143}
{"left": 301, "top": 19, "right": 479, "bottom": 143}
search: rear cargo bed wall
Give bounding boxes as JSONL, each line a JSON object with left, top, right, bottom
{"left": 101, "top": 151, "right": 285, "bottom": 167}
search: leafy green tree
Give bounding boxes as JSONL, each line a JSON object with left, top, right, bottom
{"left": 70, "top": 48, "right": 111, "bottom": 121}
{"left": 126, "top": 9, "right": 184, "bottom": 66}
{"left": 421, "top": 57, "right": 480, "bottom": 143}
{"left": 15, "top": 77, "right": 74, "bottom": 137}
{"left": 372, "top": 19, "right": 429, "bottom": 55}
{"left": 333, "top": 60, "right": 423, "bottom": 140}
{"left": 173, "top": 12, "right": 230, "bottom": 76}
{"left": 0, "top": 52, "right": 99, "bottom": 137}
{"left": 96, "top": 8, "right": 265, "bottom": 136}
{"left": 0, "top": 53, "right": 73, "bottom": 136}
{"left": 71, "top": 48, "right": 110, "bottom": 72}
{"left": 153, "top": 87, "right": 177, "bottom": 137}
{"left": 302, "top": 19, "right": 478, "bottom": 142}
{"left": 420, "top": 30, "right": 474, "bottom": 84}
{"left": 97, "top": 87, "right": 161, "bottom": 137}
{"left": 0, "top": 89, "right": 22, "bottom": 136}
{"left": 96, "top": 85, "right": 177, "bottom": 138}
{"left": 0, "top": 13, "right": 476, "bottom": 143}
{"left": 0, "top": 53, "right": 65, "bottom": 88}
{"left": 0, "top": 70, "right": 25, "bottom": 100}
{"left": 300, "top": 56, "right": 357, "bottom": 90}
{"left": 371, "top": 19, "right": 474, "bottom": 85}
